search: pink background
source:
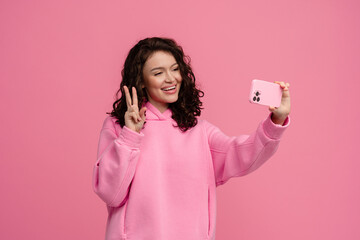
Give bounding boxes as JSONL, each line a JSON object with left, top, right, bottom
{"left": 1, "top": 0, "right": 359, "bottom": 239}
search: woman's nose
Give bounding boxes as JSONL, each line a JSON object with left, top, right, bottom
{"left": 165, "top": 71, "right": 176, "bottom": 82}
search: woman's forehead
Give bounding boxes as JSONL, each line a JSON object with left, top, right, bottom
{"left": 145, "top": 51, "right": 177, "bottom": 67}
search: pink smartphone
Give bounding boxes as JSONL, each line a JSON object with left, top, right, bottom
{"left": 249, "top": 79, "right": 282, "bottom": 107}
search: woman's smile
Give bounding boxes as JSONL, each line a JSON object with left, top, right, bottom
{"left": 161, "top": 84, "right": 177, "bottom": 93}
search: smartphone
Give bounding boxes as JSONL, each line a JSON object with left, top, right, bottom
{"left": 249, "top": 79, "right": 282, "bottom": 107}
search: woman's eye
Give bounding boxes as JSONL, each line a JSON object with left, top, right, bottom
{"left": 173, "top": 67, "right": 179, "bottom": 71}
{"left": 154, "top": 72, "right": 162, "bottom": 76}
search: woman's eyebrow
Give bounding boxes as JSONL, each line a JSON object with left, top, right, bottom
{"left": 150, "top": 63, "right": 178, "bottom": 72}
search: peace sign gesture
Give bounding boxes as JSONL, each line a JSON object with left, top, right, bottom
{"left": 123, "top": 86, "right": 147, "bottom": 133}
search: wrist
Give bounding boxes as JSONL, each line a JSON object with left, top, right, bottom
{"left": 271, "top": 113, "right": 287, "bottom": 125}
{"left": 125, "top": 124, "right": 139, "bottom": 134}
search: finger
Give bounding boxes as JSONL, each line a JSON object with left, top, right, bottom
{"left": 129, "top": 112, "right": 139, "bottom": 123}
{"left": 282, "top": 82, "right": 290, "bottom": 91}
{"left": 132, "top": 87, "right": 138, "bottom": 107}
{"left": 279, "top": 82, "right": 288, "bottom": 90}
{"left": 275, "top": 81, "right": 290, "bottom": 90}
{"left": 139, "top": 107, "right": 147, "bottom": 121}
{"left": 123, "top": 86, "right": 132, "bottom": 108}
{"left": 274, "top": 81, "right": 282, "bottom": 88}
{"left": 136, "top": 111, "right": 142, "bottom": 122}
{"left": 132, "top": 111, "right": 140, "bottom": 121}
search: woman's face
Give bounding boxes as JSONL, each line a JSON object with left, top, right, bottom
{"left": 142, "top": 51, "right": 182, "bottom": 113}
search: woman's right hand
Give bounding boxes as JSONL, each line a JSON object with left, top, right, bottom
{"left": 123, "top": 86, "right": 147, "bottom": 133}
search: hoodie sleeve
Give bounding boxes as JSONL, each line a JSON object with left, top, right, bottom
{"left": 92, "top": 117, "right": 144, "bottom": 207}
{"left": 203, "top": 112, "right": 290, "bottom": 187}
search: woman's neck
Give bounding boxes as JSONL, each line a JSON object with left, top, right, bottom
{"left": 148, "top": 100, "right": 169, "bottom": 113}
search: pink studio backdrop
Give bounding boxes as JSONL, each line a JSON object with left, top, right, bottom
{"left": 1, "top": 0, "right": 359, "bottom": 239}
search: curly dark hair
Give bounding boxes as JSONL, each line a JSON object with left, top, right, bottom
{"left": 106, "top": 37, "right": 204, "bottom": 132}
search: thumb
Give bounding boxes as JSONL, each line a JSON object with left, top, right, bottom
{"left": 269, "top": 106, "right": 276, "bottom": 112}
{"left": 139, "top": 107, "right": 147, "bottom": 121}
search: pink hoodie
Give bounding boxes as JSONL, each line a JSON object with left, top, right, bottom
{"left": 92, "top": 101, "right": 290, "bottom": 240}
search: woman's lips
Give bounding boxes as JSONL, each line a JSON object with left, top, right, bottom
{"left": 161, "top": 84, "right": 176, "bottom": 90}
{"left": 162, "top": 85, "right": 177, "bottom": 94}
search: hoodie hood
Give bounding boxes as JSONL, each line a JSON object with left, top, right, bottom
{"left": 143, "top": 101, "right": 173, "bottom": 121}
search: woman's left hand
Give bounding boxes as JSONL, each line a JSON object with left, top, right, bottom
{"left": 269, "top": 81, "right": 291, "bottom": 125}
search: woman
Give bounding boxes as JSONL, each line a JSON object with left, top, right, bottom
{"left": 92, "top": 37, "right": 291, "bottom": 240}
